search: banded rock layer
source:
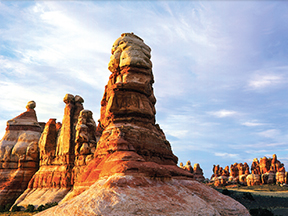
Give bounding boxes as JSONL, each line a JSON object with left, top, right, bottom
{"left": 14, "top": 95, "right": 100, "bottom": 207}
{"left": 36, "top": 33, "right": 249, "bottom": 216}
{"left": 0, "top": 101, "right": 42, "bottom": 205}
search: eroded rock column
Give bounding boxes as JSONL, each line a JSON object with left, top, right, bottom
{"left": 0, "top": 101, "right": 42, "bottom": 206}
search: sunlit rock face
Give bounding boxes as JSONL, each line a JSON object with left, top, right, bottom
{"left": 36, "top": 33, "right": 249, "bottom": 216}
{"left": 178, "top": 161, "right": 205, "bottom": 182}
{"left": 0, "top": 101, "right": 42, "bottom": 205}
{"left": 210, "top": 154, "right": 287, "bottom": 187}
{"left": 14, "top": 95, "right": 100, "bottom": 208}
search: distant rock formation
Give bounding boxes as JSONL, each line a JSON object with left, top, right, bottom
{"left": 210, "top": 154, "right": 287, "bottom": 187}
{"left": 0, "top": 101, "right": 42, "bottom": 205}
{"left": 179, "top": 160, "right": 205, "bottom": 182}
{"left": 35, "top": 33, "right": 249, "bottom": 216}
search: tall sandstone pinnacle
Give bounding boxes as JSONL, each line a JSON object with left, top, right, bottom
{"left": 0, "top": 101, "right": 42, "bottom": 206}
{"left": 38, "top": 33, "right": 249, "bottom": 215}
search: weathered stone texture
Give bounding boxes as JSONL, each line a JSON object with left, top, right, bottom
{"left": 0, "top": 101, "right": 42, "bottom": 205}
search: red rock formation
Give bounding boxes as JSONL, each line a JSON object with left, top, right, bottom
{"left": 260, "top": 157, "right": 269, "bottom": 174}
{"left": 193, "top": 163, "right": 205, "bottom": 181}
{"left": 251, "top": 158, "right": 260, "bottom": 174}
{"left": 246, "top": 174, "right": 261, "bottom": 186}
{"left": 229, "top": 163, "right": 239, "bottom": 183}
{"left": 0, "top": 101, "right": 42, "bottom": 205}
{"left": 184, "top": 160, "right": 193, "bottom": 173}
{"left": 211, "top": 154, "right": 285, "bottom": 186}
{"left": 13, "top": 95, "right": 92, "bottom": 207}
{"left": 223, "top": 165, "right": 230, "bottom": 177}
{"left": 243, "top": 162, "right": 250, "bottom": 175}
{"left": 36, "top": 33, "right": 248, "bottom": 215}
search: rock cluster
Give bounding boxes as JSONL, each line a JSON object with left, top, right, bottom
{"left": 0, "top": 101, "right": 42, "bottom": 205}
{"left": 33, "top": 33, "right": 248, "bottom": 215}
{"left": 210, "top": 154, "right": 287, "bottom": 187}
{"left": 13, "top": 94, "right": 100, "bottom": 207}
{"left": 179, "top": 160, "right": 205, "bottom": 181}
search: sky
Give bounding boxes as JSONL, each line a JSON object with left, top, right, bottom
{"left": 1, "top": 1, "right": 288, "bottom": 178}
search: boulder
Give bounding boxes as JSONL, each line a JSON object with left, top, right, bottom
{"left": 0, "top": 101, "right": 42, "bottom": 205}
{"left": 276, "top": 171, "right": 286, "bottom": 184}
{"left": 246, "top": 174, "right": 261, "bottom": 186}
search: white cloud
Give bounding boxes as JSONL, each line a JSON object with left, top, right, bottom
{"left": 214, "top": 152, "right": 239, "bottom": 158}
{"left": 256, "top": 129, "right": 280, "bottom": 138}
{"left": 248, "top": 74, "right": 284, "bottom": 89}
{"left": 242, "top": 121, "right": 267, "bottom": 127}
{"left": 208, "top": 109, "right": 240, "bottom": 118}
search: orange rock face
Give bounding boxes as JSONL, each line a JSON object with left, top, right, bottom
{"left": 193, "top": 163, "right": 205, "bottom": 181}
{"left": 0, "top": 101, "right": 42, "bottom": 205}
{"left": 72, "top": 33, "right": 181, "bottom": 188}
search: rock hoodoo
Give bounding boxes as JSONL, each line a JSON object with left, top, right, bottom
{"left": 13, "top": 94, "right": 99, "bottom": 207}
{"left": 210, "top": 154, "right": 287, "bottom": 187}
{"left": 35, "top": 33, "right": 249, "bottom": 215}
{"left": 0, "top": 101, "right": 42, "bottom": 206}
{"left": 179, "top": 160, "right": 205, "bottom": 182}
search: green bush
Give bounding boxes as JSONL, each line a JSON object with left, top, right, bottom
{"left": 36, "top": 202, "right": 58, "bottom": 212}
{"left": 44, "top": 202, "right": 58, "bottom": 210}
{"left": 11, "top": 205, "right": 20, "bottom": 212}
{"left": 36, "top": 204, "right": 45, "bottom": 212}
{"left": 24, "top": 204, "right": 35, "bottom": 212}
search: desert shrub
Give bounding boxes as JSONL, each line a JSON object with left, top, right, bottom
{"left": 24, "top": 204, "right": 35, "bottom": 212}
{"left": 44, "top": 202, "right": 58, "bottom": 209}
{"left": 35, "top": 202, "right": 58, "bottom": 212}
{"left": 222, "top": 189, "right": 230, "bottom": 195}
{"left": 4, "top": 203, "right": 12, "bottom": 212}
{"left": 250, "top": 208, "right": 274, "bottom": 216}
{"left": 11, "top": 204, "right": 20, "bottom": 212}
{"left": 36, "top": 204, "right": 45, "bottom": 212}
{"left": 242, "top": 192, "right": 255, "bottom": 201}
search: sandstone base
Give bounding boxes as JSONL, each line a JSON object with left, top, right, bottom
{"left": 36, "top": 174, "right": 249, "bottom": 216}
{"left": 14, "top": 188, "right": 70, "bottom": 208}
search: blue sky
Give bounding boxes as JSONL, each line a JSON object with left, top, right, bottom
{"left": 1, "top": 1, "right": 288, "bottom": 178}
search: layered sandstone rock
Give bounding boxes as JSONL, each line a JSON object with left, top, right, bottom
{"left": 36, "top": 33, "right": 249, "bottom": 215}
{"left": 179, "top": 161, "right": 205, "bottom": 182}
{"left": 0, "top": 101, "right": 42, "bottom": 205}
{"left": 211, "top": 154, "right": 286, "bottom": 186}
{"left": 14, "top": 95, "right": 100, "bottom": 207}
{"left": 183, "top": 160, "right": 193, "bottom": 173}
{"left": 193, "top": 163, "right": 205, "bottom": 181}
{"left": 247, "top": 174, "right": 261, "bottom": 186}
{"left": 38, "top": 175, "right": 249, "bottom": 216}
